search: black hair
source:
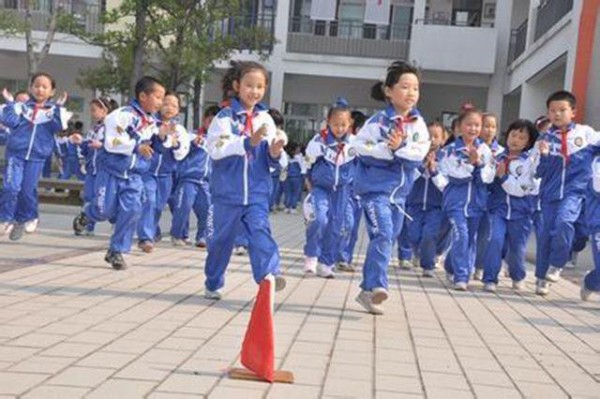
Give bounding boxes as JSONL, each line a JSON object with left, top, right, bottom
{"left": 351, "top": 110, "right": 367, "bottom": 132}
{"left": 164, "top": 91, "right": 181, "bottom": 107}
{"left": 134, "top": 76, "right": 165, "bottom": 100}
{"left": 268, "top": 108, "right": 285, "bottom": 128}
{"left": 14, "top": 90, "right": 29, "bottom": 99}
{"left": 203, "top": 105, "right": 220, "bottom": 119}
{"left": 327, "top": 97, "right": 352, "bottom": 119}
{"left": 456, "top": 103, "right": 483, "bottom": 125}
{"left": 371, "top": 60, "right": 420, "bottom": 102}
{"left": 546, "top": 90, "right": 576, "bottom": 109}
{"left": 91, "top": 96, "right": 119, "bottom": 113}
{"left": 221, "top": 60, "right": 269, "bottom": 99}
{"left": 505, "top": 118, "right": 538, "bottom": 150}
{"left": 30, "top": 72, "right": 56, "bottom": 89}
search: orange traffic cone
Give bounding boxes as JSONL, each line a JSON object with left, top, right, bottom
{"left": 229, "top": 274, "right": 294, "bottom": 383}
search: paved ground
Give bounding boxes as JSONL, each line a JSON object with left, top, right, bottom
{"left": 0, "top": 204, "right": 598, "bottom": 398}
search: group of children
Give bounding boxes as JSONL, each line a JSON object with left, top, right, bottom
{"left": 1, "top": 59, "right": 600, "bottom": 316}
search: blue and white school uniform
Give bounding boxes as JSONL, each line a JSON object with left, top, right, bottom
{"left": 83, "top": 100, "right": 159, "bottom": 254}
{"left": 338, "top": 177, "right": 362, "bottom": 266}
{"left": 80, "top": 121, "right": 106, "bottom": 233}
{"left": 269, "top": 149, "right": 288, "bottom": 210}
{"left": 204, "top": 98, "right": 286, "bottom": 292}
{"left": 0, "top": 99, "right": 70, "bottom": 225}
{"left": 303, "top": 128, "right": 355, "bottom": 270}
{"left": 284, "top": 153, "right": 307, "bottom": 210}
{"left": 353, "top": 106, "right": 430, "bottom": 291}
{"left": 584, "top": 152, "right": 600, "bottom": 292}
{"left": 170, "top": 132, "right": 212, "bottom": 245}
{"left": 438, "top": 137, "right": 495, "bottom": 283}
{"left": 482, "top": 152, "right": 537, "bottom": 284}
{"left": 59, "top": 138, "right": 85, "bottom": 181}
{"left": 533, "top": 124, "right": 600, "bottom": 279}
{"left": 137, "top": 121, "right": 189, "bottom": 243}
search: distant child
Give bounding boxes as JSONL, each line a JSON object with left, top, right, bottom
{"left": 0, "top": 73, "right": 71, "bottom": 241}
{"left": 532, "top": 91, "right": 600, "bottom": 295}
{"left": 78, "top": 96, "right": 119, "bottom": 235}
{"left": 203, "top": 60, "right": 287, "bottom": 300}
{"left": 482, "top": 119, "right": 538, "bottom": 291}
{"left": 170, "top": 105, "right": 219, "bottom": 247}
{"left": 59, "top": 121, "right": 86, "bottom": 181}
{"left": 438, "top": 105, "right": 495, "bottom": 290}
{"left": 353, "top": 61, "right": 431, "bottom": 314}
{"left": 581, "top": 144, "right": 600, "bottom": 301}
{"left": 268, "top": 108, "right": 289, "bottom": 212}
{"left": 137, "top": 91, "right": 189, "bottom": 253}
{"left": 284, "top": 142, "right": 306, "bottom": 213}
{"left": 73, "top": 76, "right": 166, "bottom": 270}
{"left": 303, "top": 98, "right": 356, "bottom": 278}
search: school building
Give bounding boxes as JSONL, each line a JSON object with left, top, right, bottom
{"left": 0, "top": 0, "right": 598, "bottom": 141}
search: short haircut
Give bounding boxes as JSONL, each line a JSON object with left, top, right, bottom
{"left": 546, "top": 90, "right": 576, "bottom": 109}
{"left": 134, "top": 76, "right": 165, "bottom": 100}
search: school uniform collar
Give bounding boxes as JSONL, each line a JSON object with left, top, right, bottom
{"left": 549, "top": 123, "right": 575, "bottom": 134}
{"left": 383, "top": 104, "right": 421, "bottom": 122}
{"left": 498, "top": 150, "right": 529, "bottom": 162}
{"left": 489, "top": 138, "right": 501, "bottom": 152}
{"left": 320, "top": 126, "right": 349, "bottom": 145}
{"left": 229, "top": 97, "right": 267, "bottom": 116}
{"left": 455, "top": 136, "right": 483, "bottom": 150}
{"left": 24, "top": 99, "right": 55, "bottom": 109}
{"left": 128, "top": 99, "right": 157, "bottom": 122}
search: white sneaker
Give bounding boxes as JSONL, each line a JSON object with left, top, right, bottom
{"left": 400, "top": 259, "right": 412, "bottom": 270}
{"left": 545, "top": 266, "right": 562, "bottom": 283}
{"left": 446, "top": 272, "right": 454, "bottom": 284}
{"left": 23, "top": 218, "right": 38, "bottom": 234}
{"left": 284, "top": 208, "right": 291, "bottom": 214}
{"left": 371, "top": 287, "right": 389, "bottom": 305}
{"left": 234, "top": 246, "right": 248, "bottom": 256}
{"left": 204, "top": 288, "right": 222, "bottom": 300}
{"left": 565, "top": 253, "right": 578, "bottom": 269}
{"left": 304, "top": 257, "right": 317, "bottom": 274}
{"left": 0, "top": 222, "right": 14, "bottom": 237}
{"left": 422, "top": 269, "right": 435, "bottom": 278}
{"left": 171, "top": 237, "right": 186, "bottom": 247}
{"left": 289, "top": 208, "right": 298, "bottom": 214}
{"left": 412, "top": 257, "right": 420, "bottom": 268}
{"left": 483, "top": 283, "right": 497, "bottom": 293}
{"left": 274, "top": 275, "right": 286, "bottom": 292}
{"left": 454, "top": 282, "right": 468, "bottom": 291}
{"left": 535, "top": 279, "right": 550, "bottom": 296}
{"left": 473, "top": 269, "right": 484, "bottom": 281}
{"left": 580, "top": 286, "right": 593, "bottom": 302}
{"left": 512, "top": 280, "right": 525, "bottom": 291}
{"left": 316, "top": 263, "right": 335, "bottom": 279}
{"left": 355, "top": 290, "right": 384, "bottom": 315}
{"left": 435, "top": 255, "right": 445, "bottom": 270}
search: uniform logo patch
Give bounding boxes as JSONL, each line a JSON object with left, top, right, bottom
{"left": 515, "top": 166, "right": 523, "bottom": 176}
{"left": 574, "top": 137, "right": 584, "bottom": 147}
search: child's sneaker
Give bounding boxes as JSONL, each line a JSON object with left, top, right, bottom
{"left": 399, "top": 259, "right": 412, "bottom": 270}
{"left": 171, "top": 237, "right": 186, "bottom": 247}
{"left": 483, "top": 283, "right": 497, "bottom": 293}
{"left": 355, "top": 290, "right": 384, "bottom": 315}
{"left": 275, "top": 275, "right": 286, "bottom": 292}
{"left": 138, "top": 241, "right": 154, "bottom": 253}
{"left": 289, "top": 208, "right": 298, "bottom": 214}
{"left": 566, "top": 252, "right": 578, "bottom": 269}
{"left": 9, "top": 224, "right": 25, "bottom": 241}
{"left": 84, "top": 230, "right": 95, "bottom": 237}
{"left": 234, "top": 246, "right": 248, "bottom": 256}
{"left": 545, "top": 266, "right": 562, "bottom": 282}
{"left": 195, "top": 239, "right": 207, "bottom": 248}
{"left": 435, "top": 255, "right": 445, "bottom": 269}
{"left": 512, "top": 279, "right": 525, "bottom": 291}
{"left": 304, "top": 257, "right": 317, "bottom": 273}
{"left": 72, "top": 212, "right": 89, "bottom": 235}
{"left": 371, "top": 287, "right": 389, "bottom": 305}
{"left": 453, "top": 282, "right": 468, "bottom": 291}
{"left": 422, "top": 269, "right": 435, "bottom": 278}
{"left": 535, "top": 279, "right": 550, "bottom": 296}
{"left": 284, "top": 208, "right": 291, "bottom": 214}
{"left": 0, "top": 222, "right": 14, "bottom": 237}
{"left": 204, "top": 288, "right": 222, "bottom": 300}
{"left": 316, "top": 264, "right": 335, "bottom": 279}
{"left": 412, "top": 257, "right": 420, "bottom": 268}
{"left": 336, "top": 262, "right": 355, "bottom": 272}
{"left": 445, "top": 272, "right": 454, "bottom": 284}
{"left": 23, "top": 218, "right": 38, "bottom": 234}
{"left": 104, "top": 250, "right": 127, "bottom": 270}
{"left": 473, "top": 269, "right": 484, "bottom": 281}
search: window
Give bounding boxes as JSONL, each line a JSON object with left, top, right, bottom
{"left": 338, "top": 0, "right": 364, "bottom": 38}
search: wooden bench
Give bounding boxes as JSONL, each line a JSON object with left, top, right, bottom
{"left": 0, "top": 176, "right": 84, "bottom": 206}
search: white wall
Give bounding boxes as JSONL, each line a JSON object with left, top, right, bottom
{"left": 510, "top": 0, "right": 530, "bottom": 29}
{"left": 585, "top": 9, "right": 600, "bottom": 128}
{"left": 419, "top": 83, "right": 488, "bottom": 123}
{"left": 518, "top": 62, "right": 565, "bottom": 120}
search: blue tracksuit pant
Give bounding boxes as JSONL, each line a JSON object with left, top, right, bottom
{"left": 284, "top": 176, "right": 303, "bottom": 209}
{"left": 270, "top": 175, "right": 283, "bottom": 210}
{"left": 0, "top": 156, "right": 44, "bottom": 224}
{"left": 170, "top": 180, "right": 211, "bottom": 244}
{"left": 360, "top": 193, "right": 405, "bottom": 291}
{"left": 475, "top": 212, "right": 491, "bottom": 270}
{"left": 83, "top": 174, "right": 97, "bottom": 232}
{"left": 338, "top": 195, "right": 362, "bottom": 264}
{"left": 60, "top": 156, "right": 85, "bottom": 181}
{"left": 85, "top": 170, "right": 143, "bottom": 253}
{"left": 304, "top": 186, "right": 348, "bottom": 266}
{"left": 397, "top": 223, "right": 413, "bottom": 261}
{"left": 482, "top": 214, "right": 532, "bottom": 284}
{"left": 584, "top": 232, "right": 600, "bottom": 291}
{"left": 405, "top": 207, "right": 444, "bottom": 270}
{"left": 446, "top": 211, "right": 482, "bottom": 283}
{"left": 137, "top": 174, "right": 173, "bottom": 242}
{"left": 535, "top": 196, "right": 582, "bottom": 279}
{"left": 42, "top": 156, "right": 52, "bottom": 178}
{"left": 204, "top": 201, "right": 280, "bottom": 291}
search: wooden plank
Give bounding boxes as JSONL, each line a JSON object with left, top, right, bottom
{"left": 228, "top": 367, "right": 294, "bottom": 384}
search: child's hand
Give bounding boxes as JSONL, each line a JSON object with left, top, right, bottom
{"left": 269, "top": 138, "right": 285, "bottom": 159}
{"left": 468, "top": 146, "right": 480, "bottom": 165}
{"left": 170, "top": 133, "right": 179, "bottom": 148}
{"left": 2, "top": 88, "right": 14, "bottom": 102}
{"left": 56, "top": 92, "right": 68, "bottom": 106}
{"left": 138, "top": 143, "right": 154, "bottom": 159}
{"left": 249, "top": 126, "right": 266, "bottom": 147}
{"left": 158, "top": 123, "right": 170, "bottom": 140}
{"left": 388, "top": 128, "right": 406, "bottom": 151}
{"left": 539, "top": 140, "right": 549, "bottom": 156}
{"left": 193, "top": 135, "right": 204, "bottom": 146}
{"left": 426, "top": 152, "right": 437, "bottom": 172}
{"left": 90, "top": 139, "right": 102, "bottom": 149}
{"left": 69, "top": 133, "right": 83, "bottom": 145}
{"left": 496, "top": 162, "right": 506, "bottom": 177}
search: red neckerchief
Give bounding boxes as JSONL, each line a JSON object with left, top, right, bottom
{"left": 30, "top": 103, "right": 43, "bottom": 126}
{"left": 320, "top": 128, "right": 346, "bottom": 163}
{"left": 130, "top": 105, "right": 151, "bottom": 134}
{"left": 559, "top": 128, "right": 569, "bottom": 164}
{"left": 393, "top": 114, "right": 418, "bottom": 135}
{"left": 504, "top": 154, "right": 517, "bottom": 173}
{"left": 244, "top": 110, "right": 254, "bottom": 137}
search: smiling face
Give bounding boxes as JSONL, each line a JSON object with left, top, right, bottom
{"left": 480, "top": 115, "right": 497, "bottom": 144}
{"left": 328, "top": 110, "right": 353, "bottom": 139}
{"left": 429, "top": 124, "right": 446, "bottom": 150}
{"left": 384, "top": 72, "right": 419, "bottom": 116}
{"left": 160, "top": 94, "right": 180, "bottom": 121}
{"left": 90, "top": 102, "right": 107, "bottom": 123}
{"left": 30, "top": 75, "right": 55, "bottom": 104}
{"left": 460, "top": 112, "right": 482, "bottom": 145}
{"left": 547, "top": 100, "right": 575, "bottom": 129}
{"left": 506, "top": 128, "right": 530, "bottom": 154}
{"left": 233, "top": 69, "right": 268, "bottom": 110}
{"left": 138, "top": 84, "right": 166, "bottom": 114}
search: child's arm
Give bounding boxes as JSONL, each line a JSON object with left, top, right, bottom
{"left": 304, "top": 136, "right": 324, "bottom": 165}
{"left": 171, "top": 125, "right": 191, "bottom": 161}
{"left": 477, "top": 145, "right": 495, "bottom": 184}
{"left": 206, "top": 110, "right": 248, "bottom": 160}
{"left": 103, "top": 109, "right": 138, "bottom": 155}
{"left": 500, "top": 158, "right": 536, "bottom": 197}
{"left": 352, "top": 116, "right": 394, "bottom": 161}
{"left": 393, "top": 119, "right": 431, "bottom": 164}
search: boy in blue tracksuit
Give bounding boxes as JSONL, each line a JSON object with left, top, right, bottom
{"left": 59, "top": 122, "right": 86, "bottom": 181}
{"left": 303, "top": 99, "right": 356, "bottom": 278}
{"left": 438, "top": 107, "right": 495, "bottom": 290}
{"left": 73, "top": 76, "right": 166, "bottom": 270}
{"left": 532, "top": 91, "right": 600, "bottom": 295}
{"left": 203, "top": 60, "right": 287, "bottom": 300}
{"left": 581, "top": 149, "right": 600, "bottom": 301}
{"left": 137, "top": 92, "right": 189, "bottom": 253}
{"left": 352, "top": 61, "right": 431, "bottom": 314}
{"left": 482, "top": 119, "right": 538, "bottom": 291}
{"left": 402, "top": 121, "right": 448, "bottom": 277}
{"left": 284, "top": 142, "right": 306, "bottom": 213}
{"left": 0, "top": 73, "right": 71, "bottom": 241}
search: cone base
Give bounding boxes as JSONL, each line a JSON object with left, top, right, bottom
{"left": 229, "top": 367, "right": 294, "bottom": 384}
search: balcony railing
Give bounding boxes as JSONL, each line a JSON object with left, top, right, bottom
{"left": 508, "top": 18, "right": 528, "bottom": 64}
{"left": 0, "top": 0, "right": 103, "bottom": 34}
{"left": 287, "top": 17, "right": 410, "bottom": 59}
{"left": 534, "top": 0, "right": 573, "bottom": 41}
{"left": 211, "top": 12, "right": 276, "bottom": 53}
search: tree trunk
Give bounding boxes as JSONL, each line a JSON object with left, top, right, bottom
{"left": 192, "top": 75, "right": 202, "bottom": 130}
{"left": 130, "top": 0, "right": 148, "bottom": 95}
{"left": 24, "top": 0, "right": 62, "bottom": 81}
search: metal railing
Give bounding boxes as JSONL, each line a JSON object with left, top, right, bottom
{"left": 415, "top": 15, "right": 494, "bottom": 28}
{"left": 287, "top": 17, "right": 410, "bottom": 59}
{"left": 534, "top": 0, "right": 573, "bottom": 41}
{"left": 508, "top": 18, "right": 528, "bottom": 64}
{"left": 211, "top": 12, "right": 276, "bottom": 53}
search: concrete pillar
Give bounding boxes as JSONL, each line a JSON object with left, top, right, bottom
{"left": 519, "top": 81, "right": 546, "bottom": 120}
{"left": 412, "top": 0, "right": 426, "bottom": 24}
{"left": 565, "top": 0, "right": 584, "bottom": 91}
{"left": 267, "top": 0, "right": 290, "bottom": 111}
